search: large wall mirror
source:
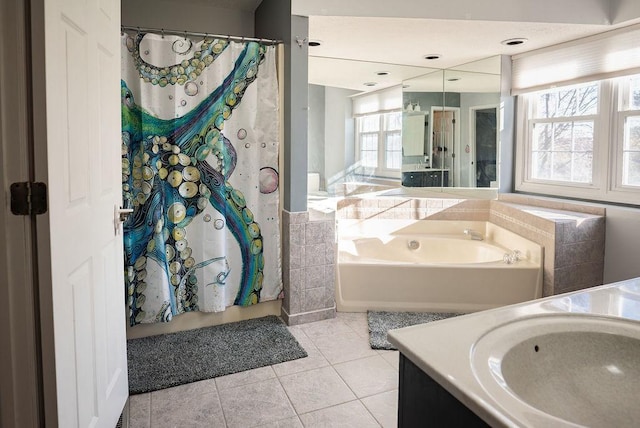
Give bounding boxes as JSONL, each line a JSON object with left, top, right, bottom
{"left": 402, "top": 56, "right": 501, "bottom": 190}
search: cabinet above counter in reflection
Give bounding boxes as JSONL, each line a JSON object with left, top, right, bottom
{"left": 402, "top": 111, "right": 428, "bottom": 156}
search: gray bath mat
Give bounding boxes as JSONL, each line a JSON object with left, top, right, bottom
{"left": 367, "top": 311, "right": 460, "bottom": 350}
{"left": 127, "top": 315, "right": 307, "bottom": 394}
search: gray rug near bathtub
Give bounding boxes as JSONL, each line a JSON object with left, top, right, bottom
{"left": 127, "top": 315, "right": 307, "bottom": 394}
{"left": 367, "top": 311, "right": 460, "bottom": 350}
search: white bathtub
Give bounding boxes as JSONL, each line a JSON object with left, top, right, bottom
{"left": 337, "top": 220, "right": 543, "bottom": 313}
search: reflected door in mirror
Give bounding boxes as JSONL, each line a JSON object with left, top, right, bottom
{"left": 474, "top": 108, "right": 497, "bottom": 187}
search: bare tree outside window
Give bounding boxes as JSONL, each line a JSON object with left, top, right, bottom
{"left": 519, "top": 73, "right": 640, "bottom": 205}
{"left": 531, "top": 83, "right": 598, "bottom": 183}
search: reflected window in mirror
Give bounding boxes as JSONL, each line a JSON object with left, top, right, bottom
{"left": 356, "top": 111, "right": 403, "bottom": 178}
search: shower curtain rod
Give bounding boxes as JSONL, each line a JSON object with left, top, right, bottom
{"left": 121, "top": 25, "right": 282, "bottom": 45}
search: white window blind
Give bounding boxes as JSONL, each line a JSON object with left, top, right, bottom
{"left": 352, "top": 85, "right": 402, "bottom": 116}
{"left": 512, "top": 23, "right": 640, "bottom": 95}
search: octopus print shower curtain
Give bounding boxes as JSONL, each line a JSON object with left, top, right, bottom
{"left": 121, "top": 32, "right": 281, "bottom": 325}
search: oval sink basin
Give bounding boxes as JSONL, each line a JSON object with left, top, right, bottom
{"left": 471, "top": 315, "right": 640, "bottom": 427}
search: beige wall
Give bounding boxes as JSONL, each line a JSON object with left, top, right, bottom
{"left": 603, "top": 206, "right": 640, "bottom": 283}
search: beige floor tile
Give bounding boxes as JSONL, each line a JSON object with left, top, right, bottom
{"left": 153, "top": 378, "right": 217, "bottom": 397}
{"left": 255, "top": 415, "right": 304, "bottom": 427}
{"left": 272, "top": 343, "right": 329, "bottom": 377}
{"left": 279, "top": 366, "right": 356, "bottom": 414}
{"left": 215, "top": 366, "right": 276, "bottom": 390}
{"left": 347, "top": 320, "right": 371, "bottom": 338}
{"left": 128, "top": 393, "right": 150, "bottom": 428}
{"left": 335, "top": 312, "right": 367, "bottom": 322}
{"left": 298, "top": 400, "right": 381, "bottom": 428}
{"left": 334, "top": 355, "right": 399, "bottom": 398}
{"left": 337, "top": 312, "right": 370, "bottom": 337}
{"left": 298, "top": 318, "right": 354, "bottom": 338}
{"left": 287, "top": 325, "right": 314, "bottom": 348}
{"left": 218, "top": 378, "right": 295, "bottom": 428}
{"left": 378, "top": 350, "right": 400, "bottom": 370}
{"left": 361, "top": 390, "right": 399, "bottom": 428}
{"left": 312, "top": 331, "right": 378, "bottom": 364}
{"left": 130, "top": 316, "right": 402, "bottom": 428}
{"left": 150, "top": 387, "right": 225, "bottom": 428}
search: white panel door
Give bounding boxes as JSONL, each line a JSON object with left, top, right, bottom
{"left": 43, "top": 0, "right": 128, "bottom": 426}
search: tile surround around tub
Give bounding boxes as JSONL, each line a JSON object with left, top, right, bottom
{"left": 278, "top": 195, "right": 605, "bottom": 325}
{"left": 335, "top": 194, "right": 606, "bottom": 296}
{"left": 281, "top": 210, "right": 336, "bottom": 325}
{"left": 494, "top": 194, "right": 606, "bottom": 295}
{"left": 336, "top": 197, "right": 490, "bottom": 221}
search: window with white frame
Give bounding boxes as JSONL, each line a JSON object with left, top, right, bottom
{"left": 358, "top": 114, "right": 380, "bottom": 168}
{"left": 517, "top": 74, "right": 640, "bottom": 205}
{"left": 529, "top": 82, "right": 599, "bottom": 184}
{"left": 384, "top": 112, "right": 402, "bottom": 169}
{"left": 356, "top": 111, "right": 402, "bottom": 177}
{"left": 618, "top": 75, "right": 640, "bottom": 187}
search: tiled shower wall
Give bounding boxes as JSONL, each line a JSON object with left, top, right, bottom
{"left": 281, "top": 210, "right": 336, "bottom": 325}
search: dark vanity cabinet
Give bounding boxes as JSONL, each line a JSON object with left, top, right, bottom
{"left": 402, "top": 170, "right": 449, "bottom": 187}
{"left": 398, "top": 354, "right": 489, "bottom": 427}
{"left": 402, "top": 172, "right": 424, "bottom": 187}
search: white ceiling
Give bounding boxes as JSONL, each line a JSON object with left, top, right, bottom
{"left": 301, "top": 2, "right": 640, "bottom": 93}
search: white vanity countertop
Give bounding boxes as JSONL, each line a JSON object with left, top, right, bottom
{"left": 387, "top": 278, "right": 640, "bottom": 427}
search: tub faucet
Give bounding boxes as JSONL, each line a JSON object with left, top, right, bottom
{"left": 463, "top": 229, "right": 484, "bottom": 241}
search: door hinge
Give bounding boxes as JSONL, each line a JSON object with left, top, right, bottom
{"left": 10, "top": 182, "right": 48, "bottom": 215}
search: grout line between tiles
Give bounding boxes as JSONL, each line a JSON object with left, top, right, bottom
{"left": 359, "top": 398, "right": 384, "bottom": 428}
{"left": 214, "top": 383, "right": 229, "bottom": 428}
{"left": 147, "top": 393, "right": 153, "bottom": 428}
{"left": 273, "top": 368, "right": 304, "bottom": 418}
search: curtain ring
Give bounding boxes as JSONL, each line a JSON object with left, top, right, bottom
{"left": 161, "top": 28, "right": 165, "bottom": 39}
{"left": 184, "top": 30, "right": 187, "bottom": 41}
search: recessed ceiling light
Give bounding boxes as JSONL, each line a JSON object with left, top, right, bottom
{"left": 363, "top": 82, "right": 377, "bottom": 87}
{"left": 501, "top": 38, "right": 528, "bottom": 46}
{"left": 308, "top": 39, "right": 322, "bottom": 47}
{"left": 375, "top": 71, "right": 390, "bottom": 76}
{"left": 423, "top": 54, "right": 441, "bottom": 60}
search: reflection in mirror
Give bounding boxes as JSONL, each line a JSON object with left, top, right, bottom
{"left": 401, "top": 70, "right": 446, "bottom": 190}
{"left": 306, "top": 55, "right": 501, "bottom": 207}
{"left": 307, "top": 57, "right": 438, "bottom": 201}
{"left": 402, "top": 56, "right": 501, "bottom": 190}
